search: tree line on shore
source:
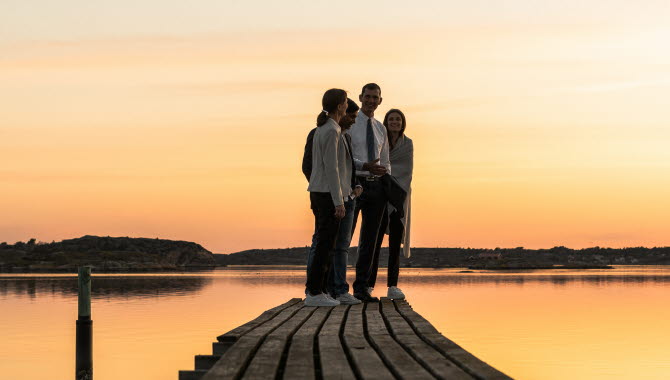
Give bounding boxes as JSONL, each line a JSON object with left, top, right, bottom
{"left": 2, "top": 236, "right": 669, "bottom": 272}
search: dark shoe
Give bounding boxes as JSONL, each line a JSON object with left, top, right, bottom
{"left": 354, "top": 292, "right": 379, "bottom": 303}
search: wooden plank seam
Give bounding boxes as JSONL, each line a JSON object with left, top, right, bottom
{"left": 334, "top": 305, "right": 358, "bottom": 380}
{"left": 360, "top": 302, "right": 396, "bottom": 380}
{"left": 237, "top": 303, "right": 308, "bottom": 379}
{"left": 378, "top": 299, "right": 473, "bottom": 380}
{"left": 272, "top": 306, "right": 320, "bottom": 379}
{"left": 217, "top": 298, "right": 302, "bottom": 343}
{"left": 202, "top": 302, "right": 306, "bottom": 380}
{"left": 312, "top": 306, "right": 335, "bottom": 380}
{"left": 242, "top": 305, "right": 318, "bottom": 379}
{"left": 282, "top": 306, "right": 332, "bottom": 380}
{"left": 392, "top": 300, "right": 511, "bottom": 380}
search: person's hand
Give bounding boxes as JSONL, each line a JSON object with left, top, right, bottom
{"left": 353, "top": 186, "right": 363, "bottom": 198}
{"left": 362, "top": 158, "right": 387, "bottom": 175}
{"left": 334, "top": 205, "right": 346, "bottom": 219}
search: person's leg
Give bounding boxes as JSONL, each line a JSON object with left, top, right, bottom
{"left": 306, "top": 193, "right": 340, "bottom": 295}
{"left": 353, "top": 181, "right": 387, "bottom": 295}
{"left": 329, "top": 199, "right": 356, "bottom": 296}
{"left": 350, "top": 194, "right": 361, "bottom": 244}
{"left": 367, "top": 206, "right": 388, "bottom": 290}
{"left": 387, "top": 210, "right": 404, "bottom": 287}
{"left": 305, "top": 219, "right": 317, "bottom": 294}
{"left": 318, "top": 196, "right": 339, "bottom": 295}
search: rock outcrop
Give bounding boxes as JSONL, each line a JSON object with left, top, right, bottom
{"left": 0, "top": 235, "right": 216, "bottom": 272}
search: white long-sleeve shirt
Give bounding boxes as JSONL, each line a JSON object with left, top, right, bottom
{"left": 346, "top": 112, "right": 391, "bottom": 176}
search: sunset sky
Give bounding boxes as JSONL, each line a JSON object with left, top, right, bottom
{"left": 2, "top": 1, "right": 670, "bottom": 253}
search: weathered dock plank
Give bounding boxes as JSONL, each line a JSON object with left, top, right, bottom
{"left": 182, "top": 298, "right": 511, "bottom": 380}
{"left": 379, "top": 298, "right": 473, "bottom": 379}
{"left": 318, "top": 305, "right": 356, "bottom": 380}
{"left": 282, "top": 306, "right": 332, "bottom": 380}
{"left": 242, "top": 305, "right": 316, "bottom": 379}
{"left": 216, "top": 298, "right": 302, "bottom": 342}
{"left": 342, "top": 303, "right": 395, "bottom": 380}
{"left": 394, "top": 300, "right": 512, "bottom": 380}
{"left": 202, "top": 301, "right": 304, "bottom": 380}
{"left": 365, "top": 301, "right": 434, "bottom": 379}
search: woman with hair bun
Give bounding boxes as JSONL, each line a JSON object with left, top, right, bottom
{"left": 305, "top": 88, "right": 352, "bottom": 307}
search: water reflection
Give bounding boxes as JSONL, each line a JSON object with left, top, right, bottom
{"left": 1, "top": 267, "right": 669, "bottom": 380}
{"left": 193, "top": 267, "right": 670, "bottom": 288}
{"left": 400, "top": 274, "right": 670, "bottom": 287}
{"left": 2, "top": 268, "right": 669, "bottom": 300}
{"left": 0, "top": 276, "right": 212, "bottom": 300}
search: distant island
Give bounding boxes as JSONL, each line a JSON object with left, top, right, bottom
{"left": 0, "top": 235, "right": 216, "bottom": 272}
{"left": 213, "top": 246, "right": 670, "bottom": 269}
{"left": 2, "top": 236, "right": 670, "bottom": 272}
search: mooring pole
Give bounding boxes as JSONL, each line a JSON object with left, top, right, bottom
{"left": 76, "top": 266, "right": 93, "bottom": 380}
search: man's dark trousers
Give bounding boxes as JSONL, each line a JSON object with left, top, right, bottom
{"left": 352, "top": 179, "right": 387, "bottom": 295}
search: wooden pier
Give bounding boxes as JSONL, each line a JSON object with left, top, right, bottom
{"left": 179, "top": 298, "right": 511, "bottom": 380}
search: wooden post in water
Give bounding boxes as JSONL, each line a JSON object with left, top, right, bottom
{"left": 76, "top": 266, "right": 93, "bottom": 380}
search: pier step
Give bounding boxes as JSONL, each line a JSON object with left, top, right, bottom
{"left": 195, "top": 355, "right": 221, "bottom": 370}
{"left": 178, "top": 369, "right": 207, "bottom": 380}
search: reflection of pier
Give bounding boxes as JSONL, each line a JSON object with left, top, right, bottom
{"left": 180, "top": 298, "right": 511, "bottom": 379}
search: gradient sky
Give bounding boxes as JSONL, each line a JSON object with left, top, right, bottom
{"left": 2, "top": 1, "right": 670, "bottom": 253}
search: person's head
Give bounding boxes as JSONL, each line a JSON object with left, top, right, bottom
{"left": 317, "top": 88, "right": 348, "bottom": 127}
{"left": 359, "top": 83, "right": 382, "bottom": 116}
{"left": 339, "top": 98, "right": 360, "bottom": 130}
{"left": 383, "top": 108, "right": 406, "bottom": 139}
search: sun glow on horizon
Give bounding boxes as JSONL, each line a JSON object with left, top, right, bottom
{"left": 2, "top": 2, "right": 670, "bottom": 252}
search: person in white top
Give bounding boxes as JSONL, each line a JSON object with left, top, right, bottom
{"left": 369, "top": 108, "right": 414, "bottom": 300}
{"left": 305, "top": 88, "right": 350, "bottom": 307}
{"left": 347, "top": 83, "right": 391, "bottom": 302}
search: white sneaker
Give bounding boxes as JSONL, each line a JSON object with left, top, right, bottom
{"left": 305, "top": 293, "right": 340, "bottom": 307}
{"left": 367, "top": 287, "right": 374, "bottom": 295}
{"left": 335, "top": 292, "right": 362, "bottom": 305}
{"left": 387, "top": 286, "right": 405, "bottom": 300}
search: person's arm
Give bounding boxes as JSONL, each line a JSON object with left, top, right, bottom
{"left": 301, "top": 128, "right": 316, "bottom": 181}
{"left": 407, "top": 139, "right": 414, "bottom": 186}
{"left": 380, "top": 125, "right": 391, "bottom": 175}
{"left": 346, "top": 135, "right": 361, "bottom": 188}
{"left": 322, "top": 127, "right": 344, "bottom": 206}
{"left": 353, "top": 157, "right": 365, "bottom": 171}
{"left": 351, "top": 167, "right": 363, "bottom": 198}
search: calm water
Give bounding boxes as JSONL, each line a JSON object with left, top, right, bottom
{"left": 1, "top": 266, "right": 669, "bottom": 379}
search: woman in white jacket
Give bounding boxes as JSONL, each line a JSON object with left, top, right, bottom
{"left": 375, "top": 108, "right": 413, "bottom": 300}
{"left": 305, "top": 88, "right": 350, "bottom": 307}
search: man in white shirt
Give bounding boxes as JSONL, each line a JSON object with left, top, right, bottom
{"left": 347, "top": 83, "right": 391, "bottom": 302}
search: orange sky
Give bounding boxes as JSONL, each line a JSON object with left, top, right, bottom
{"left": 2, "top": 2, "right": 670, "bottom": 252}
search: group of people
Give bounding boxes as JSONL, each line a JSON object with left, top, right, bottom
{"left": 302, "top": 83, "right": 414, "bottom": 307}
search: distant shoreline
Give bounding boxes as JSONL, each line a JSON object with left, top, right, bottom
{"left": 212, "top": 246, "right": 670, "bottom": 268}
{"left": 2, "top": 236, "right": 669, "bottom": 273}
{"left": 0, "top": 264, "right": 623, "bottom": 274}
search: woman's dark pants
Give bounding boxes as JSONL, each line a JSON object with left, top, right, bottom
{"left": 369, "top": 208, "right": 404, "bottom": 288}
{"left": 306, "top": 192, "right": 340, "bottom": 296}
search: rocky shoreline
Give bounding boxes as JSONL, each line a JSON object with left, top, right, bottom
{"left": 213, "top": 246, "right": 670, "bottom": 269}
{"left": 2, "top": 237, "right": 669, "bottom": 273}
{"left": 0, "top": 236, "right": 216, "bottom": 273}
